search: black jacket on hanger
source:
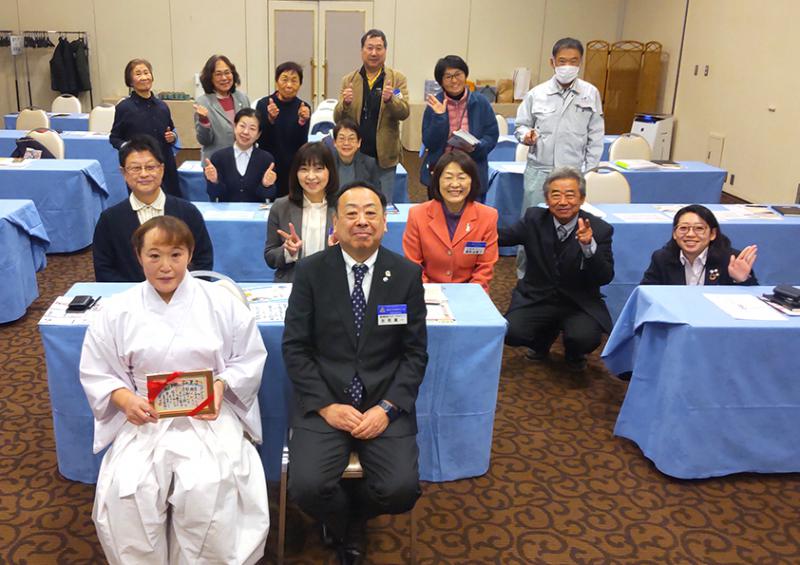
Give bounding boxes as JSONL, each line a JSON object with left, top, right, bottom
{"left": 50, "top": 37, "right": 79, "bottom": 94}
{"left": 70, "top": 38, "right": 91, "bottom": 92}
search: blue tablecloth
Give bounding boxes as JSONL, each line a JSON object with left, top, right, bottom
{"left": 5, "top": 112, "right": 90, "bottom": 131}
{"left": 0, "top": 159, "right": 108, "bottom": 252}
{"left": 179, "top": 160, "right": 410, "bottom": 203}
{"left": 0, "top": 199, "right": 49, "bottom": 322}
{"left": 0, "top": 130, "right": 127, "bottom": 205}
{"left": 191, "top": 202, "right": 410, "bottom": 282}
{"left": 602, "top": 286, "right": 800, "bottom": 479}
{"left": 488, "top": 134, "right": 617, "bottom": 162}
{"left": 595, "top": 203, "right": 800, "bottom": 320}
{"left": 39, "top": 282, "right": 506, "bottom": 483}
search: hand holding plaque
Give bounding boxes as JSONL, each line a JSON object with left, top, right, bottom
{"left": 146, "top": 369, "right": 217, "bottom": 418}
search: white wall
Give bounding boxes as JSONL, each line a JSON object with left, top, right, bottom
{"left": 620, "top": 0, "right": 686, "bottom": 114}
{"left": 671, "top": 0, "right": 800, "bottom": 203}
{"left": 0, "top": 0, "right": 643, "bottom": 115}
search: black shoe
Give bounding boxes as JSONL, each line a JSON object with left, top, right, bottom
{"left": 565, "top": 355, "right": 587, "bottom": 372}
{"left": 336, "top": 545, "right": 365, "bottom": 565}
{"left": 525, "top": 347, "right": 549, "bottom": 361}
{"left": 320, "top": 523, "right": 337, "bottom": 548}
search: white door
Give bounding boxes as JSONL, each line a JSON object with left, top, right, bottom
{"left": 268, "top": 1, "right": 373, "bottom": 108}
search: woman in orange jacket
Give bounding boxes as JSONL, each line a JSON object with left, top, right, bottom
{"left": 403, "top": 150, "right": 499, "bottom": 292}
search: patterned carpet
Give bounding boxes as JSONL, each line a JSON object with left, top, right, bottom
{"left": 1, "top": 152, "right": 798, "bottom": 564}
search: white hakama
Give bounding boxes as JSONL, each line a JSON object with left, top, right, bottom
{"left": 80, "top": 275, "right": 269, "bottom": 565}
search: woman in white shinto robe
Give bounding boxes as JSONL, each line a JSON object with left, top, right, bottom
{"left": 80, "top": 216, "right": 269, "bottom": 565}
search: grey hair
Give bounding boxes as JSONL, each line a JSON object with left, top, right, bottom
{"left": 543, "top": 166, "right": 586, "bottom": 196}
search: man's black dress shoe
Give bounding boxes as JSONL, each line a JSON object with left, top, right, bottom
{"left": 337, "top": 545, "right": 365, "bottom": 565}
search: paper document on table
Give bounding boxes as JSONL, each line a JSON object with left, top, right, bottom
{"left": 426, "top": 301, "right": 455, "bottom": 323}
{"left": 613, "top": 159, "right": 660, "bottom": 170}
{"left": 423, "top": 283, "right": 447, "bottom": 304}
{"left": 202, "top": 210, "right": 256, "bottom": 220}
{"left": 246, "top": 284, "right": 293, "bottom": 302}
{"left": 246, "top": 284, "right": 292, "bottom": 322}
{"left": 180, "top": 161, "right": 203, "bottom": 172}
{"left": 718, "top": 205, "right": 783, "bottom": 220}
{"left": 251, "top": 302, "right": 288, "bottom": 322}
{"left": 0, "top": 157, "right": 31, "bottom": 168}
{"left": 579, "top": 203, "right": 606, "bottom": 218}
{"left": 704, "top": 293, "right": 786, "bottom": 321}
{"left": 39, "top": 296, "right": 104, "bottom": 325}
{"left": 613, "top": 213, "right": 672, "bottom": 223}
{"left": 653, "top": 204, "right": 686, "bottom": 216}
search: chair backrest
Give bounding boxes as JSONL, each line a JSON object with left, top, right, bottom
{"left": 495, "top": 114, "right": 508, "bottom": 136}
{"left": 342, "top": 451, "right": 363, "bottom": 479}
{"left": 26, "top": 128, "right": 65, "bottom": 159}
{"left": 609, "top": 132, "right": 652, "bottom": 161}
{"left": 52, "top": 94, "right": 82, "bottom": 113}
{"left": 515, "top": 142, "right": 529, "bottom": 162}
{"left": 316, "top": 98, "right": 339, "bottom": 113}
{"left": 309, "top": 106, "right": 335, "bottom": 136}
{"left": 190, "top": 270, "right": 249, "bottom": 307}
{"left": 17, "top": 108, "right": 50, "bottom": 131}
{"left": 585, "top": 166, "right": 631, "bottom": 203}
{"left": 88, "top": 104, "right": 116, "bottom": 133}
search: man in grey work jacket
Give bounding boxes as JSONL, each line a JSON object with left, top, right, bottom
{"left": 514, "top": 37, "right": 604, "bottom": 276}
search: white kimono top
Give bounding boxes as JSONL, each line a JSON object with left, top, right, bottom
{"left": 80, "top": 274, "right": 267, "bottom": 453}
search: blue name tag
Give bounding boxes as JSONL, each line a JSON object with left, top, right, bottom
{"left": 464, "top": 241, "right": 487, "bottom": 255}
{"left": 377, "top": 304, "right": 408, "bottom": 326}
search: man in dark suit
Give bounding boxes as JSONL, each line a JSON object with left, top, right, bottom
{"left": 92, "top": 134, "right": 213, "bottom": 282}
{"left": 499, "top": 166, "right": 614, "bottom": 371}
{"left": 283, "top": 181, "right": 428, "bottom": 565}
{"left": 203, "top": 108, "right": 278, "bottom": 202}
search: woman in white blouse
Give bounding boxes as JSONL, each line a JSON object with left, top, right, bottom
{"left": 264, "top": 142, "right": 339, "bottom": 281}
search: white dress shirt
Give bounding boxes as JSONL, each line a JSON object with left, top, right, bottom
{"left": 284, "top": 197, "right": 328, "bottom": 264}
{"left": 342, "top": 248, "right": 379, "bottom": 300}
{"left": 130, "top": 190, "right": 166, "bottom": 225}
{"left": 233, "top": 144, "right": 253, "bottom": 176}
{"left": 680, "top": 247, "right": 708, "bottom": 285}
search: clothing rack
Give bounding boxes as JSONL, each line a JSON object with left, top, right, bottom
{"left": 19, "top": 30, "right": 93, "bottom": 108}
{"left": 1, "top": 31, "right": 22, "bottom": 110}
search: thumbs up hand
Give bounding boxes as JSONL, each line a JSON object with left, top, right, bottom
{"left": 203, "top": 158, "right": 218, "bottom": 183}
{"left": 262, "top": 162, "right": 277, "bottom": 187}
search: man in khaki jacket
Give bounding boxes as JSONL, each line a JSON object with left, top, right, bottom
{"left": 334, "top": 29, "right": 409, "bottom": 203}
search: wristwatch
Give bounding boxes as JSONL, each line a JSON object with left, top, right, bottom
{"left": 378, "top": 399, "right": 399, "bottom": 423}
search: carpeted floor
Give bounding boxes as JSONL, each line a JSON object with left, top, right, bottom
{"left": 1, "top": 151, "right": 798, "bottom": 564}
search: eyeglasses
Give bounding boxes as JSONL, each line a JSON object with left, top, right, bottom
{"left": 213, "top": 70, "right": 233, "bottom": 78}
{"left": 125, "top": 164, "right": 162, "bottom": 174}
{"left": 336, "top": 135, "right": 358, "bottom": 143}
{"left": 443, "top": 71, "right": 465, "bottom": 81}
{"left": 674, "top": 224, "right": 709, "bottom": 236}
{"left": 278, "top": 75, "right": 300, "bottom": 85}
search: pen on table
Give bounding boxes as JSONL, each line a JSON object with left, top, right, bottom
{"left": 91, "top": 296, "right": 101, "bottom": 309}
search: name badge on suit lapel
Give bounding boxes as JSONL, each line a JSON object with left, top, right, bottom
{"left": 377, "top": 304, "right": 407, "bottom": 326}
{"left": 464, "top": 241, "right": 487, "bottom": 255}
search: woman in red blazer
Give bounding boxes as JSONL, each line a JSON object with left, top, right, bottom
{"left": 403, "top": 150, "right": 499, "bottom": 292}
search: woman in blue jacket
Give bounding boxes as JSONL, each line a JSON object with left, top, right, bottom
{"left": 421, "top": 55, "right": 499, "bottom": 200}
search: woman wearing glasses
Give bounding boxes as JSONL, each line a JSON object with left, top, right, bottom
{"left": 255, "top": 61, "right": 311, "bottom": 199}
{"left": 641, "top": 204, "right": 758, "bottom": 285}
{"left": 420, "top": 55, "right": 498, "bottom": 201}
{"left": 110, "top": 59, "right": 181, "bottom": 197}
{"left": 194, "top": 54, "right": 250, "bottom": 162}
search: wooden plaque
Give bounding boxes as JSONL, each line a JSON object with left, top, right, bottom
{"left": 146, "top": 369, "right": 215, "bottom": 418}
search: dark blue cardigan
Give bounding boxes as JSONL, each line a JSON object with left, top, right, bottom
{"left": 92, "top": 193, "right": 214, "bottom": 282}
{"left": 206, "top": 145, "right": 277, "bottom": 202}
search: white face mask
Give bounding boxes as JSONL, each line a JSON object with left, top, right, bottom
{"left": 554, "top": 65, "right": 579, "bottom": 84}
